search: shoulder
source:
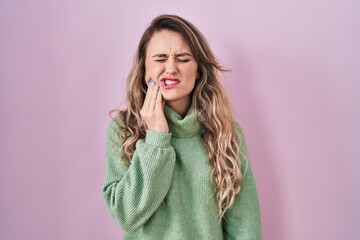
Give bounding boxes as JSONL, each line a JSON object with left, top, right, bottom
{"left": 106, "top": 113, "right": 126, "bottom": 141}
{"left": 107, "top": 115, "right": 122, "bottom": 130}
{"left": 233, "top": 121, "right": 247, "bottom": 144}
{"left": 108, "top": 115, "right": 124, "bottom": 129}
{"left": 233, "top": 121, "right": 250, "bottom": 172}
{"left": 107, "top": 109, "right": 128, "bottom": 130}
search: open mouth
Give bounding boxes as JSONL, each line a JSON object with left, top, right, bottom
{"left": 160, "top": 78, "right": 180, "bottom": 89}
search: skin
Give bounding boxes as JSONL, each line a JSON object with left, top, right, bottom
{"left": 140, "top": 30, "right": 198, "bottom": 133}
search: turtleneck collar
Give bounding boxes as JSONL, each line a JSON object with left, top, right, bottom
{"left": 164, "top": 104, "right": 201, "bottom": 138}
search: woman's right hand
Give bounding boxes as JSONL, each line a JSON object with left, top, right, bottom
{"left": 140, "top": 79, "right": 169, "bottom": 133}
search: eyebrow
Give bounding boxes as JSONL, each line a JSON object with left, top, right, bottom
{"left": 152, "top": 53, "right": 193, "bottom": 58}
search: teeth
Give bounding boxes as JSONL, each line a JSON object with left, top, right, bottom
{"left": 165, "top": 80, "right": 178, "bottom": 85}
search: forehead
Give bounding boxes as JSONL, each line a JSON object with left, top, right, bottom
{"left": 146, "top": 30, "right": 192, "bottom": 55}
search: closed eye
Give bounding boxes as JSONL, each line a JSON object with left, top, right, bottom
{"left": 178, "top": 59, "right": 190, "bottom": 63}
{"left": 154, "top": 58, "right": 191, "bottom": 63}
{"left": 155, "top": 59, "right": 167, "bottom": 62}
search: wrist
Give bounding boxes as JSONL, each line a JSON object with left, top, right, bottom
{"left": 145, "top": 130, "right": 172, "bottom": 147}
{"left": 149, "top": 126, "right": 169, "bottom": 134}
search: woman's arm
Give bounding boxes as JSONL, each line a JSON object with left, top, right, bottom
{"left": 102, "top": 119, "right": 176, "bottom": 233}
{"left": 222, "top": 124, "right": 262, "bottom": 240}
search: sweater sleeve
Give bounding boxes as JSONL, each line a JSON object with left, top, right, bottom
{"left": 102, "top": 118, "right": 176, "bottom": 233}
{"left": 222, "top": 124, "right": 262, "bottom": 240}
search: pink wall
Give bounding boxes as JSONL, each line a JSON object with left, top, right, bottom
{"left": 1, "top": 1, "right": 359, "bottom": 239}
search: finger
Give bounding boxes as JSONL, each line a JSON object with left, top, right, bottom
{"left": 142, "top": 79, "right": 155, "bottom": 111}
{"left": 148, "top": 81, "right": 158, "bottom": 111}
{"left": 155, "top": 87, "right": 163, "bottom": 110}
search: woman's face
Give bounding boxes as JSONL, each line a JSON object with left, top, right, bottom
{"left": 145, "top": 30, "right": 198, "bottom": 108}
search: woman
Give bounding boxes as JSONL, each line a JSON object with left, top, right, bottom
{"left": 102, "top": 14, "right": 261, "bottom": 239}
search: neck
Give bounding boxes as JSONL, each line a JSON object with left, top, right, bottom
{"left": 164, "top": 104, "right": 201, "bottom": 137}
{"left": 165, "top": 98, "right": 191, "bottom": 118}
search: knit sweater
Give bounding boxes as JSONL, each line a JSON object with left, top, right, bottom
{"left": 102, "top": 105, "right": 261, "bottom": 240}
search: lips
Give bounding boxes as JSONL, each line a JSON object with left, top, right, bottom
{"left": 160, "top": 78, "right": 180, "bottom": 89}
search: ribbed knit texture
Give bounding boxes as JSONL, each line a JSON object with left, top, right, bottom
{"left": 102, "top": 106, "right": 261, "bottom": 240}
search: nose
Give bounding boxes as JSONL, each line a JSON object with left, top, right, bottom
{"left": 165, "top": 58, "right": 178, "bottom": 75}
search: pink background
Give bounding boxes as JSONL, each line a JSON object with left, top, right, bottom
{"left": 1, "top": 1, "right": 359, "bottom": 240}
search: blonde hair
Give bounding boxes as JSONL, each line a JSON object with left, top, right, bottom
{"left": 110, "top": 14, "right": 247, "bottom": 221}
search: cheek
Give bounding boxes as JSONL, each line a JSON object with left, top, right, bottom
{"left": 145, "top": 61, "right": 163, "bottom": 79}
{"left": 184, "top": 64, "right": 198, "bottom": 79}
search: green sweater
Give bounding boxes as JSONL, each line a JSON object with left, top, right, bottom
{"left": 102, "top": 105, "right": 261, "bottom": 239}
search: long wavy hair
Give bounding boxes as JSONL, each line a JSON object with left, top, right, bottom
{"left": 109, "top": 14, "right": 247, "bottom": 221}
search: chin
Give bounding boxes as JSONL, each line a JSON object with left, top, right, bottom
{"left": 162, "top": 95, "right": 185, "bottom": 103}
{"left": 162, "top": 93, "right": 178, "bottom": 101}
{"left": 161, "top": 91, "right": 192, "bottom": 104}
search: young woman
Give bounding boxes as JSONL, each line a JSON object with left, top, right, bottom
{"left": 102, "top": 14, "right": 261, "bottom": 239}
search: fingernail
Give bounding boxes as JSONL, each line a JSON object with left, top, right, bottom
{"left": 148, "top": 79, "right": 154, "bottom": 85}
{"left": 157, "top": 87, "right": 161, "bottom": 92}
